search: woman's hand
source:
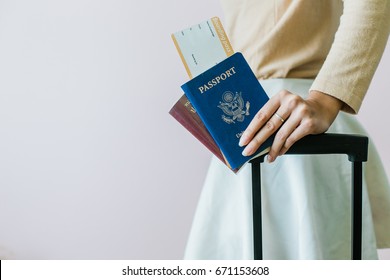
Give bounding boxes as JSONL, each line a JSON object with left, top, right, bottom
{"left": 238, "top": 90, "right": 344, "bottom": 162}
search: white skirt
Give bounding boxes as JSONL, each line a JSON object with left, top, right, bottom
{"left": 184, "top": 79, "right": 390, "bottom": 260}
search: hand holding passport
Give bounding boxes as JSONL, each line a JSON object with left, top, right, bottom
{"left": 170, "top": 17, "right": 272, "bottom": 172}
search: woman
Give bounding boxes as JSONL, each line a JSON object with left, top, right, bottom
{"left": 184, "top": 0, "right": 390, "bottom": 259}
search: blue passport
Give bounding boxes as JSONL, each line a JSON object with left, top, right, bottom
{"left": 181, "top": 52, "right": 272, "bottom": 170}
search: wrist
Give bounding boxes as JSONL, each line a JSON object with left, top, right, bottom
{"left": 307, "top": 90, "right": 343, "bottom": 124}
{"left": 308, "top": 90, "right": 343, "bottom": 110}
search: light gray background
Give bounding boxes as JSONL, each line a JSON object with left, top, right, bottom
{"left": 0, "top": 0, "right": 389, "bottom": 260}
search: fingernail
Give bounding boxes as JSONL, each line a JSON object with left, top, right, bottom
{"left": 267, "top": 155, "right": 274, "bottom": 163}
{"left": 242, "top": 146, "right": 252, "bottom": 156}
{"left": 239, "top": 135, "right": 247, "bottom": 147}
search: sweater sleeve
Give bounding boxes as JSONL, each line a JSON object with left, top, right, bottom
{"left": 310, "top": 0, "right": 390, "bottom": 114}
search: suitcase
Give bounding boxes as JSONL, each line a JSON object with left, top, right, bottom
{"left": 250, "top": 133, "right": 368, "bottom": 260}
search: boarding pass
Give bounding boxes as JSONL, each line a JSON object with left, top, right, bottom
{"left": 172, "top": 17, "right": 234, "bottom": 78}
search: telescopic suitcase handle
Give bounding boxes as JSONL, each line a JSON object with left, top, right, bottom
{"left": 250, "top": 133, "right": 368, "bottom": 260}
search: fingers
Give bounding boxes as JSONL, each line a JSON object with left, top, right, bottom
{"left": 278, "top": 124, "right": 310, "bottom": 156}
{"left": 267, "top": 113, "right": 301, "bottom": 161}
{"left": 241, "top": 111, "right": 289, "bottom": 156}
{"left": 240, "top": 90, "right": 319, "bottom": 160}
{"left": 240, "top": 90, "right": 293, "bottom": 157}
{"left": 239, "top": 92, "right": 284, "bottom": 148}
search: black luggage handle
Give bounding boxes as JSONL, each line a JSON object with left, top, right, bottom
{"left": 250, "top": 133, "right": 368, "bottom": 260}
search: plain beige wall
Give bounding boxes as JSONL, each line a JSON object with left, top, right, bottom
{"left": 0, "top": 0, "right": 388, "bottom": 259}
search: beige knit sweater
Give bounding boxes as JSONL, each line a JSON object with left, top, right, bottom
{"left": 220, "top": 0, "right": 390, "bottom": 113}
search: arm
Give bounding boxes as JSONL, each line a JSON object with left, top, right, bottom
{"left": 239, "top": 0, "right": 390, "bottom": 162}
{"left": 310, "top": 0, "right": 390, "bottom": 114}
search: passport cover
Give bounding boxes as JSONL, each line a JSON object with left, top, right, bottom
{"left": 169, "top": 95, "right": 226, "bottom": 164}
{"left": 181, "top": 52, "right": 272, "bottom": 170}
{"left": 169, "top": 97, "right": 239, "bottom": 172}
